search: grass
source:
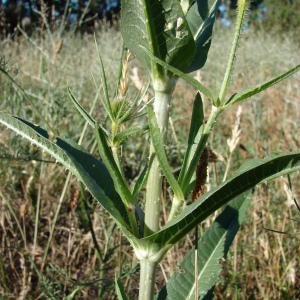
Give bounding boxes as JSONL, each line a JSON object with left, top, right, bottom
{"left": 0, "top": 24, "right": 300, "bottom": 299}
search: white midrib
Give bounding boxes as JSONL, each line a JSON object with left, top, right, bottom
{"left": 185, "top": 230, "right": 226, "bottom": 300}
{"left": 193, "top": 0, "right": 218, "bottom": 40}
{"left": 0, "top": 118, "right": 73, "bottom": 171}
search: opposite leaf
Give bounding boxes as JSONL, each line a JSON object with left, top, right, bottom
{"left": 144, "top": 50, "right": 214, "bottom": 100}
{"left": 178, "top": 93, "right": 204, "bottom": 187}
{"left": 148, "top": 107, "right": 184, "bottom": 201}
{"left": 95, "top": 124, "right": 134, "bottom": 209}
{"left": 227, "top": 64, "right": 300, "bottom": 105}
{"left": 158, "top": 192, "right": 251, "bottom": 300}
{"left": 186, "top": 0, "right": 220, "bottom": 72}
{"left": 144, "top": 151, "right": 300, "bottom": 246}
{"left": 121, "top": 0, "right": 195, "bottom": 76}
{"left": 0, "top": 113, "right": 135, "bottom": 239}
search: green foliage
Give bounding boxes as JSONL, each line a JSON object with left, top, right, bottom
{"left": 115, "top": 277, "right": 129, "bottom": 300}
{"left": 121, "top": 0, "right": 220, "bottom": 79}
{"left": 218, "top": 0, "right": 248, "bottom": 103}
{"left": 0, "top": 113, "right": 135, "bottom": 240}
{"left": 158, "top": 193, "right": 251, "bottom": 300}
{"left": 144, "top": 51, "right": 215, "bottom": 101}
{"left": 95, "top": 125, "right": 134, "bottom": 209}
{"left": 68, "top": 88, "right": 99, "bottom": 129}
{"left": 147, "top": 107, "right": 184, "bottom": 202}
{"left": 113, "top": 125, "right": 149, "bottom": 147}
{"left": 186, "top": 0, "right": 220, "bottom": 72}
{"left": 226, "top": 64, "right": 300, "bottom": 105}
{"left": 144, "top": 151, "right": 300, "bottom": 247}
{"left": 121, "top": 0, "right": 195, "bottom": 77}
{"left": 178, "top": 93, "right": 204, "bottom": 190}
{"left": 132, "top": 154, "right": 154, "bottom": 201}
{"left": 0, "top": 0, "right": 300, "bottom": 299}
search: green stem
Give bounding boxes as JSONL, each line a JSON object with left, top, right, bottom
{"left": 218, "top": 0, "right": 248, "bottom": 103}
{"left": 138, "top": 260, "right": 157, "bottom": 300}
{"left": 168, "top": 195, "right": 183, "bottom": 221}
{"left": 144, "top": 84, "right": 173, "bottom": 234}
{"left": 141, "top": 80, "right": 173, "bottom": 299}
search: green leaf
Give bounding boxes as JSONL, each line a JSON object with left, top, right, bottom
{"left": 158, "top": 193, "right": 251, "bottom": 300}
{"left": 132, "top": 154, "right": 155, "bottom": 200}
{"left": 148, "top": 107, "right": 184, "bottom": 201}
{"left": 121, "top": 0, "right": 195, "bottom": 75}
{"left": 180, "top": 0, "right": 194, "bottom": 15}
{"left": 113, "top": 125, "right": 149, "bottom": 146}
{"left": 178, "top": 93, "right": 204, "bottom": 186}
{"left": 68, "top": 88, "right": 109, "bottom": 136}
{"left": 143, "top": 49, "right": 214, "bottom": 100}
{"left": 143, "top": 152, "right": 300, "bottom": 246}
{"left": 0, "top": 113, "right": 135, "bottom": 239}
{"left": 227, "top": 64, "right": 300, "bottom": 105}
{"left": 179, "top": 107, "right": 220, "bottom": 196}
{"left": 95, "top": 38, "right": 113, "bottom": 120}
{"left": 186, "top": 0, "right": 220, "bottom": 72}
{"left": 115, "top": 277, "right": 129, "bottom": 300}
{"left": 95, "top": 125, "right": 134, "bottom": 208}
{"left": 68, "top": 88, "right": 96, "bottom": 128}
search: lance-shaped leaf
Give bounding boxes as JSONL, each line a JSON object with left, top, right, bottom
{"left": 68, "top": 88, "right": 96, "bottom": 128}
{"left": 68, "top": 88, "right": 109, "bottom": 135}
{"left": 115, "top": 277, "right": 129, "bottom": 300}
{"left": 0, "top": 113, "right": 135, "bottom": 239}
{"left": 227, "top": 64, "right": 300, "bottom": 105}
{"left": 157, "top": 192, "right": 251, "bottom": 300}
{"left": 95, "top": 39, "right": 114, "bottom": 120}
{"left": 178, "top": 93, "right": 204, "bottom": 187}
{"left": 113, "top": 125, "right": 149, "bottom": 146}
{"left": 148, "top": 107, "right": 184, "bottom": 201}
{"left": 95, "top": 125, "right": 134, "bottom": 208}
{"left": 186, "top": 0, "right": 220, "bottom": 72}
{"left": 121, "top": 0, "right": 195, "bottom": 75}
{"left": 143, "top": 49, "right": 214, "bottom": 100}
{"left": 143, "top": 152, "right": 300, "bottom": 246}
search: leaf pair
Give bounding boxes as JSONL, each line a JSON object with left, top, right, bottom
{"left": 2, "top": 88, "right": 300, "bottom": 252}
{"left": 158, "top": 192, "right": 251, "bottom": 300}
{"left": 121, "top": 0, "right": 219, "bottom": 78}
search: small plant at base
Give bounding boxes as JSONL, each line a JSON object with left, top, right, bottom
{"left": 1, "top": 0, "right": 300, "bottom": 299}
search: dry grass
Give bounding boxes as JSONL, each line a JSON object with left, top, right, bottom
{"left": 0, "top": 25, "right": 300, "bottom": 299}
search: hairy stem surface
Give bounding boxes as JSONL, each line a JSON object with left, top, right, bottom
{"left": 138, "top": 260, "right": 157, "bottom": 300}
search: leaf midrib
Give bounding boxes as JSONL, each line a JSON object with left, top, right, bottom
{"left": 143, "top": 0, "right": 163, "bottom": 76}
{"left": 193, "top": 0, "right": 218, "bottom": 40}
{"left": 143, "top": 153, "right": 300, "bottom": 245}
{"left": 0, "top": 117, "right": 73, "bottom": 172}
{"left": 185, "top": 228, "right": 226, "bottom": 300}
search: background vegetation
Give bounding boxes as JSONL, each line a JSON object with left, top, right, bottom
{"left": 0, "top": 7, "right": 300, "bottom": 300}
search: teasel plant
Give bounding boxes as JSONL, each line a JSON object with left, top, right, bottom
{"left": 0, "top": 0, "right": 300, "bottom": 299}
